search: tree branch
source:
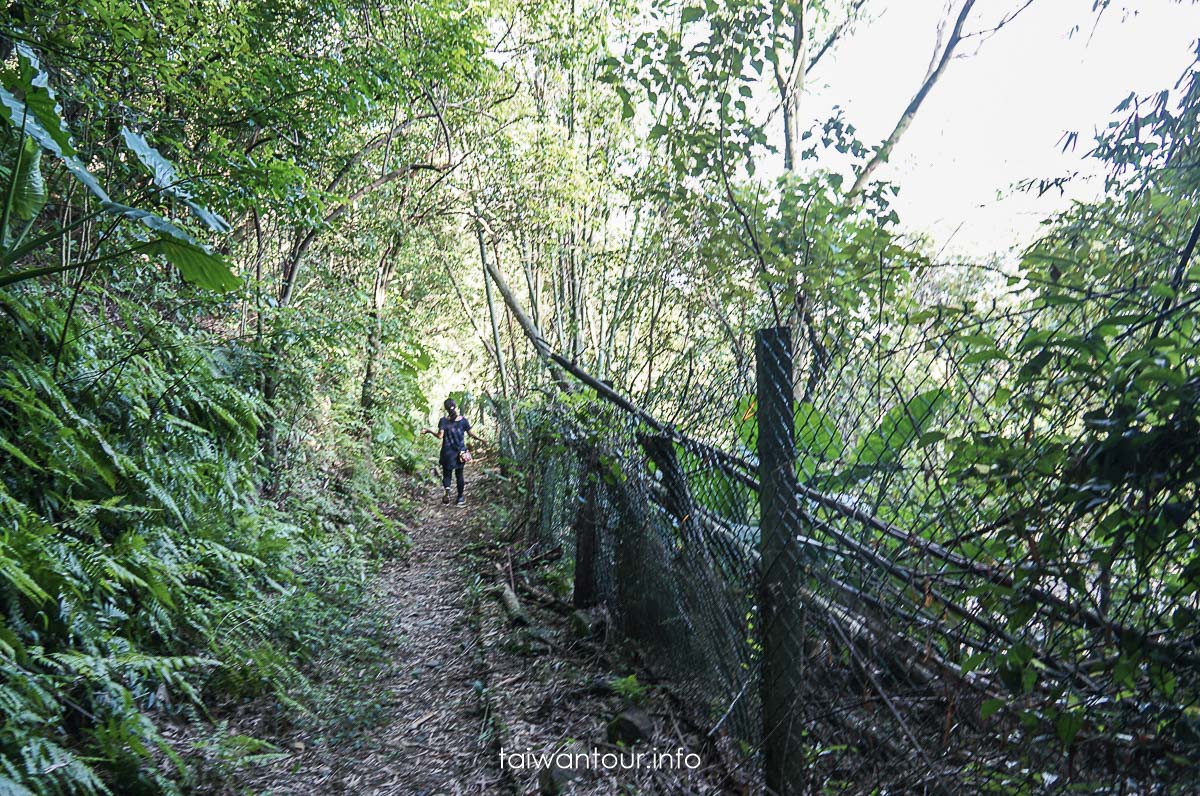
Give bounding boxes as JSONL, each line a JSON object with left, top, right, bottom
{"left": 846, "top": 0, "right": 977, "bottom": 202}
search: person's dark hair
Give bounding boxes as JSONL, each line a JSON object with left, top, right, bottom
{"left": 444, "top": 398, "right": 458, "bottom": 419}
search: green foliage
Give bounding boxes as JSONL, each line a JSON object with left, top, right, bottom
{"left": 0, "top": 278, "right": 411, "bottom": 793}
{"left": 684, "top": 451, "right": 757, "bottom": 526}
{"left": 3, "top": 0, "right": 1198, "bottom": 789}
{"left": 0, "top": 0, "right": 494, "bottom": 792}
{"left": 793, "top": 402, "right": 844, "bottom": 482}
{"left": 826, "top": 389, "right": 944, "bottom": 488}
{"left": 736, "top": 396, "right": 844, "bottom": 483}
{"left": 0, "top": 43, "right": 237, "bottom": 292}
{"left": 0, "top": 284, "right": 258, "bottom": 792}
{"left": 6, "top": 137, "right": 45, "bottom": 223}
{"left": 610, "top": 674, "right": 649, "bottom": 705}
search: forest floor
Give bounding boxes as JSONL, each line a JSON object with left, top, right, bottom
{"left": 184, "top": 469, "right": 741, "bottom": 795}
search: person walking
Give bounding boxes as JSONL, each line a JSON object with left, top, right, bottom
{"left": 421, "top": 398, "right": 486, "bottom": 506}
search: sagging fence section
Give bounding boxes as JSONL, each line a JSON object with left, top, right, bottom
{"left": 508, "top": 284, "right": 1200, "bottom": 794}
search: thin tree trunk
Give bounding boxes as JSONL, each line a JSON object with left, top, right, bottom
{"left": 360, "top": 238, "right": 401, "bottom": 422}
{"left": 773, "top": 0, "right": 808, "bottom": 172}
{"left": 846, "top": 0, "right": 977, "bottom": 201}
{"left": 482, "top": 255, "right": 570, "bottom": 392}
{"left": 478, "top": 225, "right": 518, "bottom": 448}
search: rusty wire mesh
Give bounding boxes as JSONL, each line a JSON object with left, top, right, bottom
{"left": 509, "top": 268, "right": 1200, "bottom": 794}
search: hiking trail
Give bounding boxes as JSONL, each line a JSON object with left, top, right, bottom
{"left": 211, "top": 472, "right": 735, "bottom": 795}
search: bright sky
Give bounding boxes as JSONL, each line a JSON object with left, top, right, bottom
{"left": 804, "top": 0, "right": 1200, "bottom": 259}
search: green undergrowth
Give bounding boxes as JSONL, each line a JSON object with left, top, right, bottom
{"left": 0, "top": 282, "right": 412, "bottom": 795}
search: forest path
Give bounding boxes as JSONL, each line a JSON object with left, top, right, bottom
{"left": 222, "top": 469, "right": 735, "bottom": 795}
{"left": 340, "top": 479, "right": 500, "bottom": 794}
{"left": 223, "top": 473, "right": 505, "bottom": 796}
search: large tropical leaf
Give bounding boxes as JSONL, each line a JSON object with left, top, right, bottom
{"left": 11, "top": 43, "right": 75, "bottom": 156}
{"left": 733, "top": 396, "right": 843, "bottom": 482}
{"left": 11, "top": 137, "right": 47, "bottom": 221}
{"left": 0, "top": 86, "right": 109, "bottom": 204}
{"left": 851, "top": 388, "right": 945, "bottom": 469}
{"left": 794, "top": 401, "right": 843, "bottom": 481}
{"left": 679, "top": 445, "right": 755, "bottom": 525}
{"left": 100, "top": 203, "right": 239, "bottom": 291}
{"left": 121, "top": 127, "right": 230, "bottom": 233}
{"left": 144, "top": 237, "right": 240, "bottom": 292}
{"left": 820, "top": 389, "right": 945, "bottom": 488}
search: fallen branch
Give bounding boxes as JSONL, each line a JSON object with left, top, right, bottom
{"left": 494, "top": 582, "right": 531, "bottom": 626}
{"left": 514, "top": 578, "right": 573, "bottom": 615}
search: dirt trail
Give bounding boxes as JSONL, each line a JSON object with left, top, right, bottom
{"left": 218, "top": 479, "right": 499, "bottom": 796}
{"left": 219, "top": 472, "right": 736, "bottom": 795}
{"left": 345, "top": 492, "right": 498, "bottom": 794}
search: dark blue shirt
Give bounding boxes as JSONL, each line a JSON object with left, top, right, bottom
{"left": 439, "top": 416, "right": 471, "bottom": 467}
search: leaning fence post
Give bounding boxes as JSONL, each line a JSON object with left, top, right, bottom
{"left": 756, "top": 326, "right": 804, "bottom": 794}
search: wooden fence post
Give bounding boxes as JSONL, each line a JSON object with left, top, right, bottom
{"left": 756, "top": 326, "right": 805, "bottom": 794}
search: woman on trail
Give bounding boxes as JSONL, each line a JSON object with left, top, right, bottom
{"left": 421, "top": 398, "right": 486, "bottom": 506}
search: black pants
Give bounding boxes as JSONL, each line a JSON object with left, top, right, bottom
{"left": 441, "top": 464, "right": 465, "bottom": 496}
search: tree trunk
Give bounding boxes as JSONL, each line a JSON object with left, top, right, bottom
{"left": 772, "top": 1, "right": 808, "bottom": 173}
{"left": 481, "top": 254, "right": 571, "bottom": 392}
{"left": 478, "top": 226, "right": 519, "bottom": 453}
{"left": 360, "top": 240, "right": 400, "bottom": 423}
{"left": 846, "top": 0, "right": 977, "bottom": 201}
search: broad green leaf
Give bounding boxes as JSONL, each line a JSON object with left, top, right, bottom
{"left": 97, "top": 202, "right": 238, "bottom": 290}
{"left": 795, "top": 401, "right": 842, "bottom": 481}
{"left": 145, "top": 237, "right": 240, "bottom": 292}
{"left": 794, "top": 401, "right": 841, "bottom": 457}
{"left": 0, "top": 87, "right": 109, "bottom": 203}
{"left": 121, "top": 127, "right": 230, "bottom": 232}
{"left": 959, "top": 653, "right": 987, "bottom": 675}
{"left": 1056, "top": 711, "right": 1085, "bottom": 747}
{"left": 11, "top": 136, "right": 47, "bottom": 221}
{"left": 103, "top": 200, "right": 185, "bottom": 238}
{"left": 692, "top": 466, "right": 751, "bottom": 524}
{"left": 681, "top": 6, "right": 704, "bottom": 23}
{"left": 817, "top": 390, "right": 945, "bottom": 489}
{"left": 11, "top": 43, "right": 76, "bottom": 156}
{"left": 680, "top": 447, "right": 753, "bottom": 525}
{"left": 852, "top": 389, "right": 945, "bottom": 469}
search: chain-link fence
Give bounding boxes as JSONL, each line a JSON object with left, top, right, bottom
{"left": 509, "top": 275, "right": 1200, "bottom": 794}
